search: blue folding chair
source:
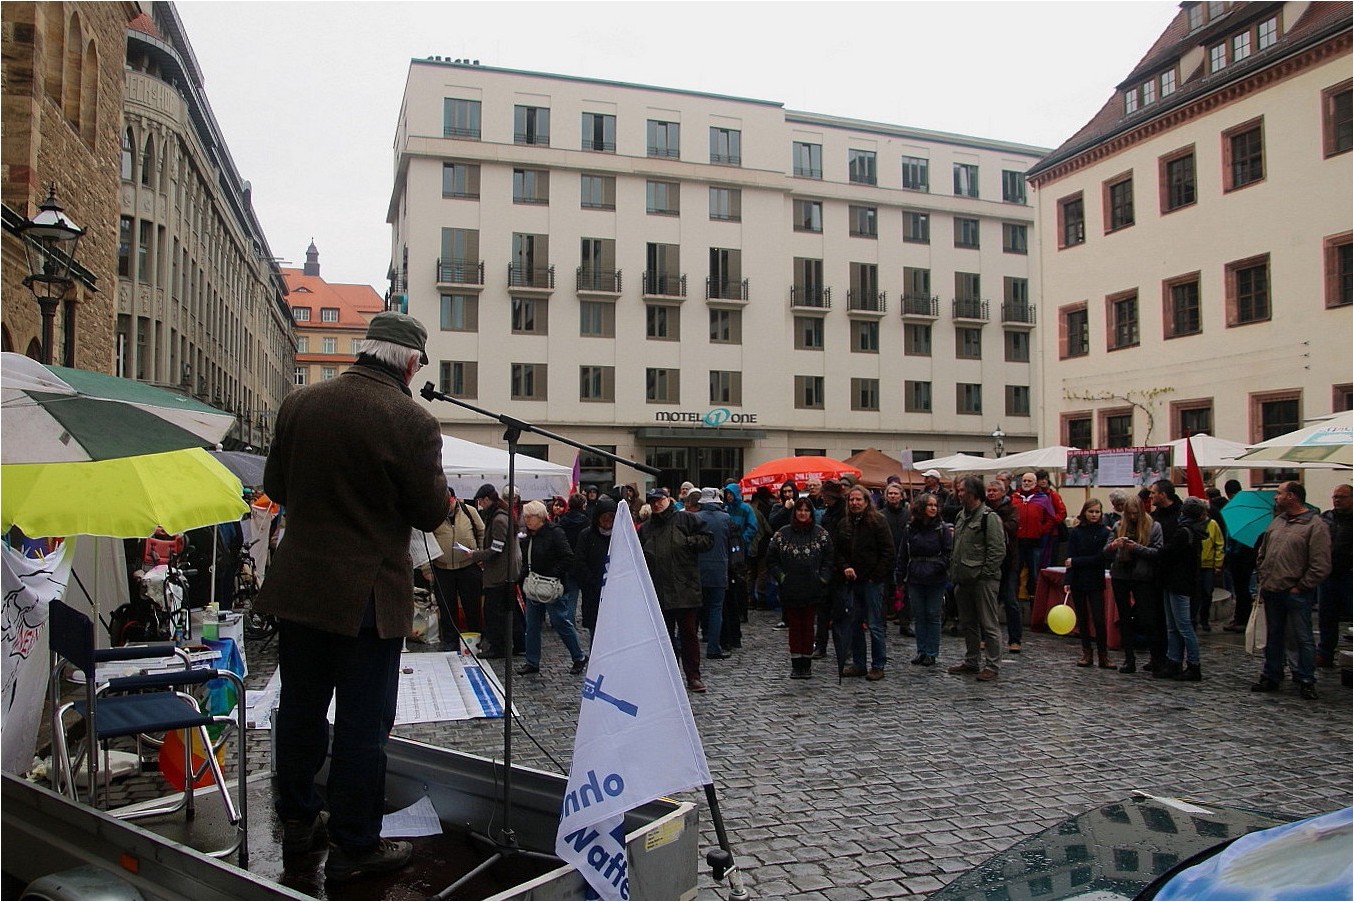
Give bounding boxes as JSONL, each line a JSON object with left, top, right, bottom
{"left": 48, "top": 598, "right": 248, "bottom": 866}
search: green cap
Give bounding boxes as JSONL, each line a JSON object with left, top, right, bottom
{"left": 365, "top": 311, "right": 429, "bottom": 365}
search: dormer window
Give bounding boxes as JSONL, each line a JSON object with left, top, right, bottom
{"left": 1187, "top": 4, "right": 1205, "bottom": 31}
{"left": 1125, "top": 91, "right": 1139, "bottom": 115}
{"left": 1143, "top": 79, "right": 1157, "bottom": 106}
{"left": 1161, "top": 70, "right": 1177, "bottom": 97}
{"left": 293, "top": 306, "right": 311, "bottom": 322}
{"left": 1232, "top": 30, "right": 1252, "bottom": 61}
{"left": 1258, "top": 16, "right": 1278, "bottom": 50}
{"left": 1209, "top": 43, "right": 1227, "bottom": 73}
{"left": 321, "top": 307, "right": 339, "bottom": 323}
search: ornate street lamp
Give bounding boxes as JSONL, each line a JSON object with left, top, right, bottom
{"left": 18, "top": 184, "right": 84, "bottom": 364}
{"left": 991, "top": 424, "right": 1006, "bottom": 458}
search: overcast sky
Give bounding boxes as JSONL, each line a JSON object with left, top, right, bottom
{"left": 174, "top": 1, "right": 1179, "bottom": 292}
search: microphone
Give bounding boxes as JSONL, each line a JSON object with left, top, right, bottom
{"left": 420, "top": 381, "right": 438, "bottom": 401}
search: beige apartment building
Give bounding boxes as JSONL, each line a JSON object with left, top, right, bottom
{"left": 1028, "top": 1, "right": 1351, "bottom": 491}
{"left": 285, "top": 241, "right": 384, "bottom": 391}
{"left": 389, "top": 61, "right": 1048, "bottom": 488}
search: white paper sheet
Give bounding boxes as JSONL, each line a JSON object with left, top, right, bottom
{"left": 381, "top": 794, "right": 444, "bottom": 837}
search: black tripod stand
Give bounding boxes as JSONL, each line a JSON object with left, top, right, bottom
{"left": 419, "top": 384, "right": 661, "bottom": 898}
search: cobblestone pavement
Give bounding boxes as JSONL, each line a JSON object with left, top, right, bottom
{"left": 88, "top": 607, "right": 1351, "bottom": 900}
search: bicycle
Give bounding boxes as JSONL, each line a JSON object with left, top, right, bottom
{"left": 233, "top": 540, "right": 277, "bottom": 644}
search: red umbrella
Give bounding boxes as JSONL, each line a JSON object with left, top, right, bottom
{"left": 739, "top": 456, "right": 862, "bottom": 494}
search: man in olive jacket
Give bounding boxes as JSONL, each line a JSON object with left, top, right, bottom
{"left": 948, "top": 474, "right": 1008, "bottom": 683}
{"left": 639, "top": 487, "right": 714, "bottom": 692}
{"left": 257, "top": 312, "right": 448, "bottom": 882}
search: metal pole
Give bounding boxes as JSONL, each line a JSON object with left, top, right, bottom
{"left": 703, "top": 783, "right": 749, "bottom": 900}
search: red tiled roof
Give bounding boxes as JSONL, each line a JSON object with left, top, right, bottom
{"left": 280, "top": 268, "right": 384, "bottom": 329}
{"left": 127, "top": 12, "right": 163, "bottom": 39}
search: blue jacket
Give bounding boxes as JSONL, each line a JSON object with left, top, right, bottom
{"left": 723, "top": 483, "right": 758, "bottom": 547}
{"left": 693, "top": 502, "right": 731, "bottom": 588}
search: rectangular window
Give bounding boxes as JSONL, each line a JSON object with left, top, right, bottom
{"left": 792, "top": 141, "right": 822, "bottom": 179}
{"left": 647, "top": 120, "right": 680, "bottom": 159}
{"left": 1104, "top": 410, "right": 1134, "bottom": 448}
{"left": 511, "top": 297, "right": 546, "bottom": 335}
{"left": 848, "top": 149, "right": 877, "bottom": 185}
{"left": 1105, "top": 175, "right": 1135, "bottom": 231}
{"left": 1005, "top": 277, "right": 1030, "bottom": 312}
{"left": 905, "top": 380, "right": 932, "bottom": 413}
{"left": 513, "top": 105, "right": 550, "bottom": 145}
{"left": 1002, "top": 170, "right": 1026, "bottom": 204}
{"left": 852, "top": 320, "right": 880, "bottom": 354}
{"left": 292, "top": 306, "right": 311, "bottom": 322}
{"left": 709, "top": 187, "right": 742, "bottom": 221}
{"left": 1003, "top": 223, "right": 1028, "bottom": 254}
{"left": 1172, "top": 399, "right": 1214, "bottom": 439}
{"left": 954, "top": 271, "right": 981, "bottom": 302}
{"left": 1005, "top": 385, "right": 1031, "bottom": 418}
{"left": 795, "top": 375, "right": 825, "bottom": 410}
{"left": 1227, "top": 255, "right": 1271, "bottom": 325}
{"left": 1161, "top": 148, "right": 1196, "bottom": 212}
{"left": 1188, "top": 4, "right": 1204, "bottom": 30}
{"left": 579, "top": 301, "right": 615, "bottom": 338}
{"left": 1324, "top": 80, "right": 1353, "bottom": 157}
{"left": 793, "top": 199, "right": 823, "bottom": 232}
{"left": 709, "top": 127, "right": 741, "bottom": 165}
{"left": 956, "top": 326, "right": 983, "bottom": 359}
{"left": 708, "top": 248, "right": 743, "bottom": 300}
{"left": 901, "top": 156, "right": 929, "bottom": 191}
{"left": 1061, "top": 303, "right": 1089, "bottom": 358}
{"left": 580, "top": 173, "right": 616, "bottom": 209}
{"left": 1325, "top": 232, "right": 1353, "bottom": 307}
{"left": 1225, "top": 119, "right": 1265, "bottom": 190}
{"left": 793, "top": 257, "right": 826, "bottom": 305}
{"left": 439, "top": 227, "right": 480, "bottom": 281}
{"left": 646, "top": 368, "right": 679, "bottom": 403}
{"left": 645, "top": 242, "right": 681, "bottom": 296}
{"left": 1232, "top": 30, "right": 1252, "bottom": 61}
{"left": 321, "top": 366, "right": 336, "bottom": 381}
{"left": 579, "top": 237, "right": 616, "bottom": 288}
{"left": 709, "top": 308, "right": 742, "bottom": 344}
{"left": 904, "top": 323, "right": 932, "bottom": 357}
{"left": 1161, "top": 69, "right": 1177, "bottom": 96}
{"left": 118, "top": 216, "right": 132, "bottom": 276}
{"left": 443, "top": 98, "right": 481, "bottom": 139}
{"left": 580, "top": 366, "right": 615, "bottom": 402}
{"left": 851, "top": 262, "right": 879, "bottom": 309}
{"left": 794, "top": 316, "right": 824, "bottom": 350}
{"left": 646, "top": 180, "right": 680, "bottom": 215}
{"left": 1209, "top": 43, "right": 1227, "bottom": 73}
{"left": 351, "top": 338, "right": 361, "bottom": 354}
{"left": 440, "top": 360, "right": 477, "bottom": 399}
{"left": 1124, "top": 90, "right": 1139, "bottom": 116}
{"left": 581, "top": 112, "right": 616, "bottom": 152}
{"left": 1107, "top": 291, "right": 1139, "bottom": 350}
{"left": 1004, "top": 329, "right": 1030, "bottom": 362}
{"left": 1253, "top": 391, "right": 1301, "bottom": 483}
{"left": 510, "top": 363, "right": 546, "bottom": 400}
{"left": 902, "top": 266, "right": 931, "bottom": 302}
{"left": 1163, "top": 274, "right": 1201, "bottom": 338}
{"left": 646, "top": 304, "right": 679, "bottom": 341}
{"left": 953, "top": 163, "right": 979, "bottom": 198}
{"left": 137, "top": 220, "right": 152, "bottom": 282}
{"left": 849, "top": 205, "right": 878, "bottom": 238}
{"left": 954, "top": 217, "right": 980, "bottom": 249}
{"left": 512, "top": 168, "right": 549, "bottom": 205}
{"left": 1142, "top": 78, "right": 1157, "bottom": 106}
{"left": 510, "top": 232, "right": 549, "bottom": 287}
{"left": 321, "top": 336, "right": 336, "bottom": 354}
{"left": 296, "top": 336, "right": 309, "bottom": 353}
{"left": 1059, "top": 194, "right": 1085, "bottom": 247}
{"left": 1064, "top": 414, "right": 1093, "bottom": 449}
{"left": 1258, "top": 16, "right": 1278, "bottom": 50}
{"left": 709, "top": 370, "right": 742, "bottom": 405}
{"left": 294, "top": 367, "right": 307, "bottom": 386}
{"left": 851, "top": 378, "right": 880, "bottom": 411}
{"left": 957, "top": 383, "right": 983, "bottom": 415}
{"left": 903, "top": 211, "right": 930, "bottom": 244}
{"left": 442, "top": 162, "right": 480, "bottom": 198}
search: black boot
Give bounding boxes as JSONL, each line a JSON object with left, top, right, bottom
{"left": 1154, "top": 659, "right": 1182, "bottom": 679}
{"left": 1119, "top": 652, "right": 1137, "bottom": 674}
{"left": 1175, "top": 662, "right": 1202, "bottom": 682}
{"left": 790, "top": 657, "right": 810, "bottom": 680}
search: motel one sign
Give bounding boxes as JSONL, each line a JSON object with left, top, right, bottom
{"left": 652, "top": 407, "right": 758, "bottom": 427}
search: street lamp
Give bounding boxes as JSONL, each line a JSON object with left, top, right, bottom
{"left": 18, "top": 184, "right": 84, "bottom": 365}
{"left": 991, "top": 425, "right": 1006, "bottom": 458}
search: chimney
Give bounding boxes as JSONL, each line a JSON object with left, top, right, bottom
{"left": 303, "top": 239, "right": 320, "bottom": 276}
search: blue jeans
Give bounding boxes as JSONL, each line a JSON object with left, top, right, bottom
{"left": 275, "top": 618, "right": 401, "bottom": 851}
{"left": 1262, "top": 588, "right": 1317, "bottom": 685}
{"left": 523, "top": 589, "right": 586, "bottom": 667}
{"left": 1163, "top": 589, "right": 1199, "bottom": 666}
{"left": 908, "top": 582, "right": 945, "bottom": 658}
{"left": 701, "top": 584, "right": 726, "bottom": 656}
{"left": 848, "top": 580, "right": 886, "bottom": 670}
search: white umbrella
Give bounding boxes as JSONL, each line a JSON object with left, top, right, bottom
{"left": 920, "top": 453, "right": 994, "bottom": 473}
{"left": 1236, "top": 411, "right": 1353, "bottom": 467}
{"left": 1163, "top": 433, "right": 1315, "bottom": 471}
{"left": 971, "top": 445, "right": 1079, "bottom": 472}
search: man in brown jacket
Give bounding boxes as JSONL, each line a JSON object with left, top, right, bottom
{"left": 257, "top": 312, "right": 448, "bottom": 882}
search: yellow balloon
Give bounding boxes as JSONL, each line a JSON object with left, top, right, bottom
{"left": 1047, "top": 604, "right": 1077, "bottom": 636}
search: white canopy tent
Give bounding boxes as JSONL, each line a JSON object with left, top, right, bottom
{"left": 969, "top": 445, "right": 1079, "bottom": 473}
{"left": 439, "top": 433, "right": 573, "bottom": 500}
{"left": 919, "top": 453, "right": 994, "bottom": 473}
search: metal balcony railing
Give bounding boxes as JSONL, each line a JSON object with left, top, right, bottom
{"left": 953, "top": 298, "right": 990, "bottom": 321}
{"left": 710, "top": 152, "right": 741, "bottom": 166}
{"left": 900, "top": 294, "right": 939, "bottom": 317}
{"left": 508, "top": 264, "right": 555, "bottom": 289}
{"left": 582, "top": 138, "right": 616, "bottom": 153}
{"left": 647, "top": 146, "right": 680, "bottom": 159}
{"left": 435, "top": 259, "right": 484, "bottom": 285}
{"left": 789, "top": 286, "right": 831, "bottom": 309}
{"left": 513, "top": 132, "right": 549, "bottom": 146}
{"left": 847, "top": 290, "right": 887, "bottom": 313}
{"left": 793, "top": 165, "right": 823, "bottom": 179}
{"left": 706, "top": 277, "right": 749, "bottom": 302}
{"left": 1001, "top": 302, "right": 1037, "bottom": 325}
{"left": 642, "top": 272, "right": 686, "bottom": 298}
{"left": 576, "top": 267, "right": 622, "bottom": 293}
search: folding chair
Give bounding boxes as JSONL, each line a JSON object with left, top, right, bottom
{"left": 48, "top": 598, "right": 249, "bottom": 866}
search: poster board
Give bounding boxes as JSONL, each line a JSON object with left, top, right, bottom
{"left": 1066, "top": 446, "right": 1172, "bottom": 487}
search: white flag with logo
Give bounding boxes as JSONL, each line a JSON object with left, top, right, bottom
{"left": 555, "top": 512, "right": 711, "bottom": 900}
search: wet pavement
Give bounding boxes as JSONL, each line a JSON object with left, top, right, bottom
{"left": 81, "top": 605, "right": 1351, "bottom": 900}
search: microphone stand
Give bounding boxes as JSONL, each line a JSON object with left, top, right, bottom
{"left": 419, "top": 383, "right": 660, "bottom": 898}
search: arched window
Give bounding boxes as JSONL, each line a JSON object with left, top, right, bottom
{"left": 62, "top": 13, "right": 83, "bottom": 126}
{"left": 141, "top": 134, "right": 155, "bottom": 187}
{"left": 121, "top": 128, "right": 134, "bottom": 181}
{"left": 42, "top": 5, "right": 63, "bottom": 106}
{"left": 80, "top": 39, "right": 99, "bottom": 147}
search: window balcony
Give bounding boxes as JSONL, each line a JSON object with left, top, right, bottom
{"left": 576, "top": 267, "right": 622, "bottom": 296}
{"left": 508, "top": 263, "right": 555, "bottom": 291}
{"left": 1001, "top": 302, "right": 1037, "bottom": 327}
{"left": 847, "top": 290, "right": 887, "bottom": 315}
{"left": 790, "top": 286, "right": 832, "bottom": 310}
{"left": 647, "top": 146, "right": 680, "bottom": 160}
{"left": 514, "top": 132, "right": 549, "bottom": 146}
{"left": 706, "top": 277, "right": 749, "bottom": 302}
{"left": 435, "top": 259, "right": 484, "bottom": 288}
{"left": 899, "top": 294, "right": 939, "bottom": 318}
{"left": 793, "top": 166, "right": 823, "bottom": 179}
{"left": 443, "top": 125, "right": 480, "bottom": 140}
{"left": 952, "top": 298, "right": 990, "bottom": 322}
{"left": 710, "top": 152, "right": 741, "bottom": 166}
{"left": 642, "top": 272, "right": 687, "bottom": 299}
{"left": 582, "top": 138, "right": 616, "bottom": 153}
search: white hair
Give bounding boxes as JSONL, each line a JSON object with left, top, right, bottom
{"left": 522, "top": 499, "right": 549, "bottom": 519}
{"left": 357, "top": 338, "right": 420, "bottom": 372}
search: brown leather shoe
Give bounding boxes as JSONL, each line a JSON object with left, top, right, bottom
{"left": 976, "top": 667, "right": 999, "bottom": 682}
{"left": 841, "top": 665, "right": 867, "bottom": 678}
{"left": 865, "top": 668, "right": 885, "bottom": 681}
{"left": 947, "top": 663, "right": 980, "bottom": 674}
{"left": 1076, "top": 650, "right": 1094, "bottom": 667}
{"left": 687, "top": 678, "right": 707, "bottom": 693}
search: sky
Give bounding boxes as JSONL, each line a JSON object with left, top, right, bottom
{"left": 173, "top": 1, "right": 1180, "bottom": 293}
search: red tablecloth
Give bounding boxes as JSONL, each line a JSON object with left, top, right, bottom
{"left": 1031, "top": 568, "right": 1120, "bottom": 650}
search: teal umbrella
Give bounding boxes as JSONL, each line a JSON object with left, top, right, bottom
{"left": 1219, "top": 490, "right": 1318, "bottom": 548}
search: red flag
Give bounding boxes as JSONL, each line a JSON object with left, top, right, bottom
{"left": 1184, "top": 434, "right": 1206, "bottom": 498}
{"left": 570, "top": 452, "right": 581, "bottom": 497}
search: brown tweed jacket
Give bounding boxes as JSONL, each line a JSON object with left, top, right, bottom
{"left": 256, "top": 362, "right": 449, "bottom": 638}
